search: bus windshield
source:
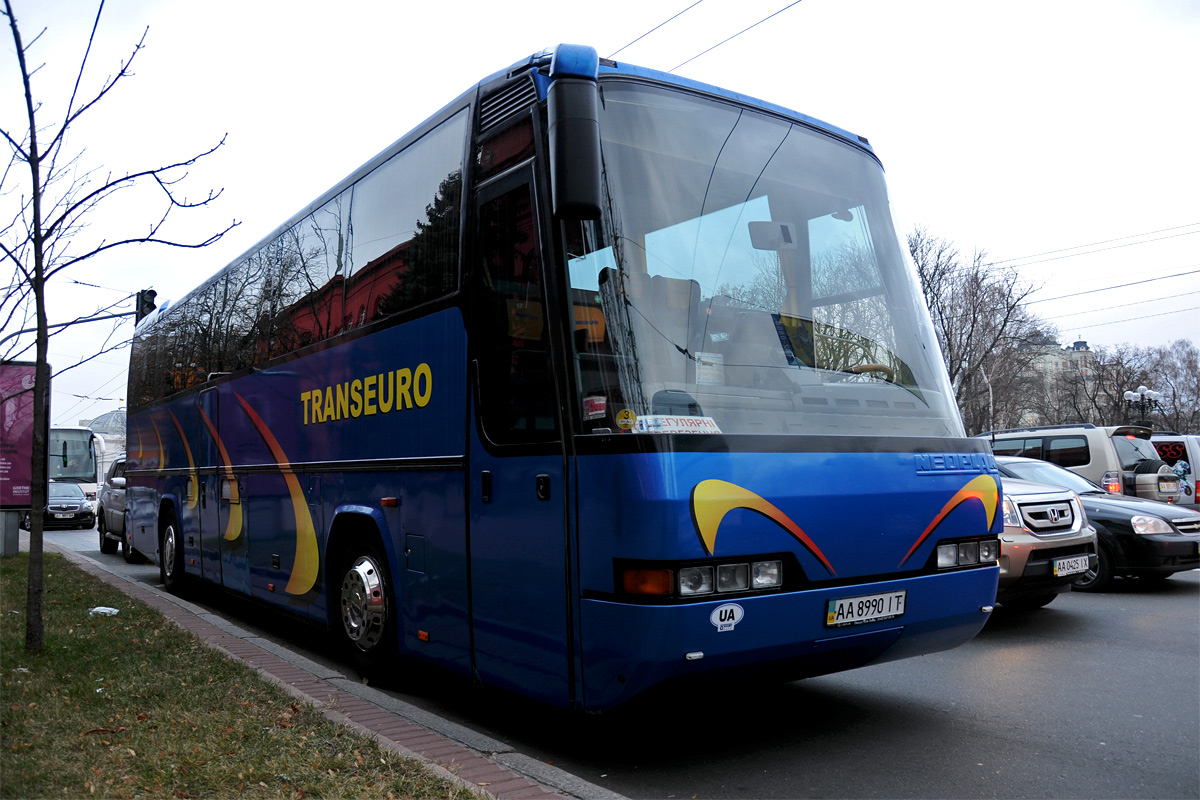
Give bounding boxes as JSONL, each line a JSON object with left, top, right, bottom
{"left": 48, "top": 428, "right": 97, "bottom": 484}
{"left": 567, "top": 81, "right": 962, "bottom": 438}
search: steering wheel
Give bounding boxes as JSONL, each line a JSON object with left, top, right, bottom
{"left": 850, "top": 363, "right": 895, "bottom": 381}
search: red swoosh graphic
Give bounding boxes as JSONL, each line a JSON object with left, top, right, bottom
{"left": 899, "top": 475, "right": 1000, "bottom": 567}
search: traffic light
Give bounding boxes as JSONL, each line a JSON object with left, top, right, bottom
{"left": 135, "top": 289, "right": 157, "bottom": 323}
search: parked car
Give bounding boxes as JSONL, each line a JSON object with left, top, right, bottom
{"left": 97, "top": 455, "right": 136, "bottom": 562}
{"left": 21, "top": 481, "right": 97, "bottom": 530}
{"left": 979, "top": 424, "right": 1181, "bottom": 503}
{"left": 995, "top": 476, "right": 1097, "bottom": 610}
{"left": 1151, "top": 431, "right": 1199, "bottom": 509}
{"left": 995, "top": 455, "right": 1200, "bottom": 591}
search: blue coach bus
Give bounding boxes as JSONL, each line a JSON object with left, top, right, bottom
{"left": 125, "top": 44, "right": 1002, "bottom": 710}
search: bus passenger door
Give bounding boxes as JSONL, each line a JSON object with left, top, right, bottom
{"left": 468, "top": 172, "right": 573, "bottom": 706}
{"left": 198, "top": 391, "right": 222, "bottom": 583}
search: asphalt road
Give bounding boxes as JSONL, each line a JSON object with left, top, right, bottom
{"left": 40, "top": 526, "right": 1200, "bottom": 799}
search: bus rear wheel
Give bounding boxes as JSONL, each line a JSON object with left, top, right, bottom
{"left": 160, "top": 510, "right": 186, "bottom": 593}
{"left": 333, "top": 542, "right": 395, "bottom": 672}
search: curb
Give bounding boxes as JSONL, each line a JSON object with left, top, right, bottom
{"left": 33, "top": 536, "right": 627, "bottom": 800}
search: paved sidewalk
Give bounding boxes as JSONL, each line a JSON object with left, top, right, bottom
{"left": 23, "top": 534, "right": 625, "bottom": 800}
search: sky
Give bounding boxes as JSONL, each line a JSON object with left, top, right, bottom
{"left": 2, "top": 0, "right": 1197, "bottom": 427}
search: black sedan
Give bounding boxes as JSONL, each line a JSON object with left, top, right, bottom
{"left": 996, "top": 456, "right": 1200, "bottom": 591}
{"left": 20, "top": 481, "right": 97, "bottom": 531}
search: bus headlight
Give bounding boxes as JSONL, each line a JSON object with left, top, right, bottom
{"left": 937, "top": 539, "right": 1000, "bottom": 568}
{"left": 751, "top": 560, "right": 782, "bottom": 589}
{"left": 978, "top": 540, "right": 1000, "bottom": 562}
{"left": 679, "top": 566, "right": 714, "bottom": 595}
{"left": 619, "top": 558, "right": 784, "bottom": 598}
{"left": 717, "top": 563, "right": 749, "bottom": 592}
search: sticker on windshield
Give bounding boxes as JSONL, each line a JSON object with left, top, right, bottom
{"left": 583, "top": 396, "right": 607, "bottom": 421}
{"left": 634, "top": 415, "right": 721, "bottom": 434}
{"left": 695, "top": 352, "right": 725, "bottom": 385}
{"left": 616, "top": 409, "right": 637, "bottom": 430}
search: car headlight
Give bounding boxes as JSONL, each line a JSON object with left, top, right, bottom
{"left": 1002, "top": 496, "right": 1021, "bottom": 528}
{"left": 1130, "top": 515, "right": 1173, "bottom": 535}
{"left": 1072, "top": 495, "right": 1088, "bottom": 529}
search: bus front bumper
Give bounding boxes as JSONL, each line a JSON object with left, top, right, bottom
{"left": 578, "top": 566, "right": 998, "bottom": 710}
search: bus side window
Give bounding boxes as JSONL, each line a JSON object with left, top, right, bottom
{"left": 474, "top": 182, "right": 559, "bottom": 444}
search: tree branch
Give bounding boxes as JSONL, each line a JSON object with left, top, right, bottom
{"left": 43, "top": 135, "right": 229, "bottom": 242}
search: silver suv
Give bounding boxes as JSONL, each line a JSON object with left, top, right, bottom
{"left": 97, "top": 455, "right": 136, "bottom": 562}
{"left": 996, "top": 477, "right": 1097, "bottom": 610}
{"left": 979, "top": 424, "right": 1181, "bottom": 504}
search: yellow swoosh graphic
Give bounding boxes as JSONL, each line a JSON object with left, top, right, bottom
{"left": 234, "top": 393, "right": 319, "bottom": 596}
{"left": 899, "top": 474, "right": 999, "bottom": 567}
{"left": 134, "top": 423, "right": 145, "bottom": 464}
{"left": 150, "top": 416, "right": 165, "bottom": 473}
{"left": 198, "top": 407, "right": 243, "bottom": 542}
{"left": 168, "top": 412, "right": 199, "bottom": 511}
{"left": 690, "top": 479, "right": 837, "bottom": 576}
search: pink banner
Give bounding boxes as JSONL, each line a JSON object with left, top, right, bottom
{"left": 1, "top": 362, "right": 37, "bottom": 508}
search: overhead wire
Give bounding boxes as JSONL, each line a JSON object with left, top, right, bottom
{"left": 921, "top": 222, "right": 1200, "bottom": 285}
{"left": 609, "top": 1, "right": 706, "bottom": 58}
{"left": 991, "top": 228, "right": 1200, "bottom": 271}
{"left": 1038, "top": 289, "right": 1200, "bottom": 321}
{"left": 1025, "top": 267, "right": 1200, "bottom": 305}
{"left": 1066, "top": 304, "right": 1200, "bottom": 331}
{"left": 982, "top": 221, "right": 1200, "bottom": 268}
{"left": 670, "top": 0, "right": 806, "bottom": 72}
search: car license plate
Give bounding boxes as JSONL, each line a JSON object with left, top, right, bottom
{"left": 53, "top": 513, "right": 72, "bottom": 519}
{"left": 826, "top": 590, "right": 906, "bottom": 627}
{"left": 1053, "top": 555, "right": 1089, "bottom": 576}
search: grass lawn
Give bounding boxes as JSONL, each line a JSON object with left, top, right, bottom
{"left": 1, "top": 552, "right": 471, "bottom": 799}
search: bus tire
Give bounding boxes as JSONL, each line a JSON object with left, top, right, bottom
{"left": 332, "top": 539, "right": 396, "bottom": 673}
{"left": 159, "top": 508, "right": 186, "bottom": 593}
{"left": 121, "top": 514, "right": 138, "bottom": 564}
{"left": 98, "top": 511, "right": 117, "bottom": 554}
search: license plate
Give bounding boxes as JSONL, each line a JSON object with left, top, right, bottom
{"left": 1053, "top": 555, "right": 1089, "bottom": 576}
{"left": 53, "top": 513, "right": 72, "bottom": 519}
{"left": 826, "top": 590, "right": 906, "bottom": 627}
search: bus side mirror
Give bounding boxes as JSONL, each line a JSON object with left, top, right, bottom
{"left": 548, "top": 77, "right": 602, "bottom": 220}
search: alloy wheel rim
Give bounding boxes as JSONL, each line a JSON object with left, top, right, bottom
{"left": 163, "top": 525, "right": 177, "bottom": 578}
{"left": 340, "top": 556, "right": 387, "bottom": 650}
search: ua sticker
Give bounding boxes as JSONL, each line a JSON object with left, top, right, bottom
{"left": 710, "top": 603, "right": 744, "bottom": 632}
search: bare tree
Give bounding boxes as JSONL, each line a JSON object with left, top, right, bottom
{"left": 1, "top": 0, "right": 236, "bottom": 651}
{"left": 1042, "top": 340, "right": 1198, "bottom": 432}
{"left": 1151, "top": 340, "right": 1200, "bottom": 434}
{"left": 907, "top": 226, "right": 1047, "bottom": 434}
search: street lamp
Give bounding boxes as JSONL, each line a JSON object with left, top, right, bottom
{"left": 1123, "top": 385, "right": 1162, "bottom": 427}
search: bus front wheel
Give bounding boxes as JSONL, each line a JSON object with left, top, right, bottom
{"left": 333, "top": 542, "right": 395, "bottom": 672}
